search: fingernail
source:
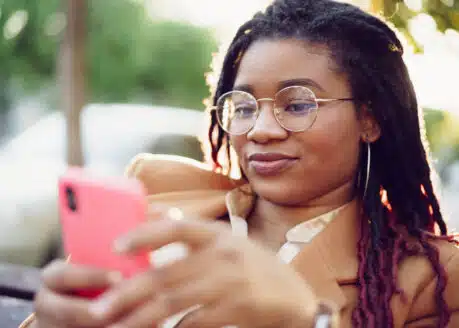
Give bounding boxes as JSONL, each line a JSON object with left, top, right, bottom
{"left": 90, "top": 298, "right": 112, "bottom": 319}
{"left": 107, "top": 271, "right": 123, "bottom": 285}
{"left": 150, "top": 242, "right": 189, "bottom": 268}
{"left": 167, "top": 207, "right": 184, "bottom": 221}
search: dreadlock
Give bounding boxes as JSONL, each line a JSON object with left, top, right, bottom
{"left": 205, "top": 0, "right": 457, "bottom": 326}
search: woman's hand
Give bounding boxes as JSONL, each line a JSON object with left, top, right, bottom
{"left": 88, "top": 210, "right": 319, "bottom": 328}
{"left": 32, "top": 260, "right": 123, "bottom": 328}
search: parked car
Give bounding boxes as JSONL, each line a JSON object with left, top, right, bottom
{"left": 0, "top": 103, "right": 206, "bottom": 267}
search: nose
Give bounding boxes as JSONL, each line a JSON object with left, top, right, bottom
{"left": 246, "top": 100, "right": 288, "bottom": 144}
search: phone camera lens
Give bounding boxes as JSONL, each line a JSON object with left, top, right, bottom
{"left": 65, "top": 186, "right": 77, "bottom": 212}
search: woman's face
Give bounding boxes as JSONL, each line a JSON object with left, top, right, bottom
{"left": 231, "top": 39, "right": 364, "bottom": 206}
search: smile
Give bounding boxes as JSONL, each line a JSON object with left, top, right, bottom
{"left": 248, "top": 153, "right": 299, "bottom": 176}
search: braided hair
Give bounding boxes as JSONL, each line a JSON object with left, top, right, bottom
{"left": 205, "top": 0, "right": 457, "bottom": 326}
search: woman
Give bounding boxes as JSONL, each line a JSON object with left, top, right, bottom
{"left": 21, "top": 0, "right": 459, "bottom": 327}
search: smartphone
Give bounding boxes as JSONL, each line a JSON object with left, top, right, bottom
{"left": 58, "top": 167, "right": 150, "bottom": 298}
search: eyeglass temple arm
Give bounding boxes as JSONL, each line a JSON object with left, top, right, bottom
{"left": 316, "top": 97, "right": 354, "bottom": 103}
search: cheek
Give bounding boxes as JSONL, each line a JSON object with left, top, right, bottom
{"left": 301, "top": 108, "right": 361, "bottom": 181}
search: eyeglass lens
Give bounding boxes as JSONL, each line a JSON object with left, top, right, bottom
{"left": 216, "top": 86, "right": 319, "bottom": 135}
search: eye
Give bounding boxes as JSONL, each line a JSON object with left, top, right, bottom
{"left": 284, "top": 102, "right": 316, "bottom": 115}
{"left": 234, "top": 106, "right": 256, "bottom": 118}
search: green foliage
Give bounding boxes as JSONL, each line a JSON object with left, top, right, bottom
{"left": 379, "top": 0, "right": 459, "bottom": 173}
{"left": 0, "top": 0, "right": 60, "bottom": 80}
{"left": 379, "top": 0, "right": 459, "bottom": 52}
{"left": 0, "top": 0, "right": 61, "bottom": 113}
{"left": 0, "top": 0, "right": 217, "bottom": 113}
{"left": 86, "top": 0, "right": 217, "bottom": 109}
{"left": 424, "top": 109, "right": 459, "bottom": 163}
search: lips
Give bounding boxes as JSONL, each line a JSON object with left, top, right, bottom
{"left": 248, "top": 153, "right": 299, "bottom": 176}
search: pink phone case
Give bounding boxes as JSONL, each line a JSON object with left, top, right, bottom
{"left": 58, "top": 167, "right": 151, "bottom": 298}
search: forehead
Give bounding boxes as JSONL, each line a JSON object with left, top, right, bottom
{"left": 234, "top": 38, "right": 349, "bottom": 96}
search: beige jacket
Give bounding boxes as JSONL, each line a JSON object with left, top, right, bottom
{"left": 20, "top": 154, "right": 459, "bottom": 327}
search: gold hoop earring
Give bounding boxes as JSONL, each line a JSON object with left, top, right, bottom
{"left": 363, "top": 141, "right": 371, "bottom": 199}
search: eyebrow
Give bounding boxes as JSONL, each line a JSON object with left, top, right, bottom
{"left": 232, "top": 84, "right": 253, "bottom": 93}
{"left": 278, "top": 78, "right": 325, "bottom": 92}
{"left": 233, "top": 78, "right": 325, "bottom": 94}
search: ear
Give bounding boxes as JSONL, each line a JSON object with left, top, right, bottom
{"left": 359, "top": 105, "right": 381, "bottom": 142}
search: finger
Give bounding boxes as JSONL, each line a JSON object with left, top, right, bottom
{"left": 146, "top": 203, "right": 171, "bottom": 217}
{"left": 34, "top": 287, "right": 108, "bottom": 327}
{"left": 174, "top": 302, "right": 235, "bottom": 328}
{"left": 88, "top": 269, "right": 157, "bottom": 321}
{"left": 105, "top": 294, "right": 200, "bottom": 328}
{"left": 105, "top": 297, "right": 174, "bottom": 328}
{"left": 152, "top": 247, "right": 212, "bottom": 288}
{"left": 106, "top": 274, "right": 233, "bottom": 327}
{"left": 87, "top": 249, "right": 212, "bottom": 322}
{"left": 42, "top": 260, "right": 123, "bottom": 292}
{"left": 114, "top": 218, "right": 225, "bottom": 254}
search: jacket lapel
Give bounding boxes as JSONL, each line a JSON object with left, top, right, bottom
{"left": 291, "top": 199, "right": 361, "bottom": 311}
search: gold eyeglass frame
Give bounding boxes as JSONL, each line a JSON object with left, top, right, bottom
{"left": 209, "top": 86, "right": 353, "bottom": 135}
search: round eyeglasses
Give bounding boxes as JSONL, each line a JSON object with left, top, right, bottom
{"left": 210, "top": 86, "right": 354, "bottom": 135}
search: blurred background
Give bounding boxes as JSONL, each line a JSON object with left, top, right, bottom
{"left": 0, "top": 0, "right": 458, "bottom": 267}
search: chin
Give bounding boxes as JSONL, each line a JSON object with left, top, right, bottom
{"left": 248, "top": 176, "right": 305, "bottom": 205}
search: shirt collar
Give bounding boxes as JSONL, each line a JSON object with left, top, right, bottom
{"left": 225, "top": 184, "right": 351, "bottom": 244}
